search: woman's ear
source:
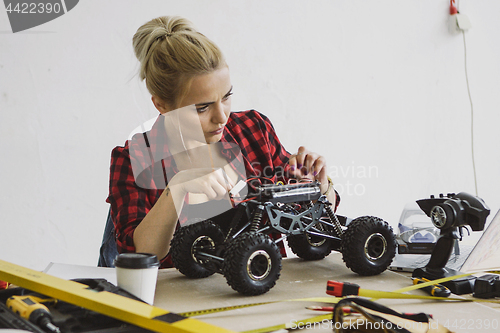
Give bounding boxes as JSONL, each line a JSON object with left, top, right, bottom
{"left": 152, "top": 96, "right": 170, "bottom": 114}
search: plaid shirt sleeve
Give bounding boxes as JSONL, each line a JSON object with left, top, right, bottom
{"left": 107, "top": 143, "right": 171, "bottom": 262}
{"left": 108, "top": 145, "right": 146, "bottom": 250}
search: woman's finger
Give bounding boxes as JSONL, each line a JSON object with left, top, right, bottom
{"left": 289, "top": 146, "right": 309, "bottom": 172}
{"left": 202, "top": 185, "right": 218, "bottom": 200}
{"left": 213, "top": 168, "right": 234, "bottom": 190}
{"left": 310, "top": 155, "right": 326, "bottom": 178}
{"left": 211, "top": 181, "right": 230, "bottom": 200}
{"left": 303, "top": 152, "right": 321, "bottom": 176}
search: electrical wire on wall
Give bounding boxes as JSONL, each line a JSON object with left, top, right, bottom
{"left": 452, "top": 0, "right": 478, "bottom": 196}
{"left": 462, "top": 30, "right": 478, "bottom": 197}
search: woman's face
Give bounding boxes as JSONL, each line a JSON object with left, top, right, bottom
{"left": 179, "top": 66, "right": 233, "bottom": 144}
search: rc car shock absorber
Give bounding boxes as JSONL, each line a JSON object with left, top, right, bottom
{"left": 224, "top": 203, "right": 247, "bottom": 242}
{"left": 325, "top": 204, "right": 343, "bottom": 238}
{"left": 249, "top": 204, "right": 264, "bottom": 233}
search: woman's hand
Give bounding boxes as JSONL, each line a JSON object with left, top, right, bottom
{"left": 169, "top": 168, "right": 235, "bottom": 201}
{"left": 288, "top": 146, "right": 329, "bottom": 194}
{"left": 134, "top": 168, "right": 233, "bottom": 259}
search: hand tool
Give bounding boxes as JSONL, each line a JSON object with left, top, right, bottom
{"left": 413, "top": 277, "right": 451, "bottom": 297}
{"left": 6, "top": 295, "right": 61, "bottom": 333}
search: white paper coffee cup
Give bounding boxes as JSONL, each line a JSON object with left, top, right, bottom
{"left": 114, "top": 253, "right": 160, "bottom": 305}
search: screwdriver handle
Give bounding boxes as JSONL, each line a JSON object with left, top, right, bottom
{"left": 413, "top": 278, "right": 451, "bottom": 298}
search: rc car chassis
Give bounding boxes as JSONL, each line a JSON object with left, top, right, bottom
{"left": 170, "top": 181, "right": 396, "bottom": 295}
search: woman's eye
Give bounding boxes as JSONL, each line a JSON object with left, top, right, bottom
{"left": 196, "top": 106, "right": 209, "bottom": 113}
{"left": 223, "top": 93, "right": 233, "bottom": 101}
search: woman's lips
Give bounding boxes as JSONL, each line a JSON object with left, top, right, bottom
{"left": 210, "top": 127, "right": 224, "bottom": 135}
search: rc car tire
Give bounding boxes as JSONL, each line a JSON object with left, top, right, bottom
{"left": 170, "top": 220, "right": 224, "bottom": 278}
{"left": 287, "top": 222, "right": 334, "bottom": 260}
{"left": 341, "top": 216, "right": 396, "bottom": 276}
{"left": 223, "top": 232, "right": 282, "bottom": 296}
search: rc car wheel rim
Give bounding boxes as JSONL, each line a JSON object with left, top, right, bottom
{"left": 247, "top": 250, "right": 272, "bottom": 281}
{"left": 364, "top": 233, "right": 387, "bottom": 261}
{"left": 191, "top": 235, "right": 215, "bottom": 264}
{"left": 307, "top": 236, "right": 326, "bottom": 247}
{"left": 306, "top": 223, "right": 327, "bottom": 247}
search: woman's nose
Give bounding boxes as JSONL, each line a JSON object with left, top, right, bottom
{"left": 212, "top": 102, "right": 228, "bottom": 123}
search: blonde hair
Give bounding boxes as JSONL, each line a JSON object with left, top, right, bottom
{"left": 133, "top": 16, "right": 225, "bottom": 109}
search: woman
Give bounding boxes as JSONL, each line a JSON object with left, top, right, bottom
{"left": 107, "top": 16, "right": 339, "bottom": 268}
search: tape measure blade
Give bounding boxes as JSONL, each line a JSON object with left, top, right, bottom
{"left": 0, "top": 259, "right": 235, "bottom": 333}
{"left": 180, "top": 297, "right": 340, "bottom": 317}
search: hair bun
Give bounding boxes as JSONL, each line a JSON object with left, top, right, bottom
{"left": 132, "top": 16, "right": 225, "bottom": 108}
{"left": 133, "top": 16, "right": 196, "bottom": 70}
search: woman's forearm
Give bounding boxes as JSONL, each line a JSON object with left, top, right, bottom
{"left": 133, "top": 186, "right": 185, "bottom": 259}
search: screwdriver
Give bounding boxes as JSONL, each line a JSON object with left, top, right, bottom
{"left": 412, "top": 277, "right": 451, "bottom": 298}
{"left": 6, "top": 295, "right": 61, "bottom": 333}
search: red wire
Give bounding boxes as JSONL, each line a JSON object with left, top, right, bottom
{"left": 232, "top": 196, "right": 257, "bottom": 204}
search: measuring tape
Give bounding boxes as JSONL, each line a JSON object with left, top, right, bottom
{"left": 0, "top": 259, "right": 235, "bottom": 333}
{"left": 179, "top": 297, "right": 340, "bottom": 317}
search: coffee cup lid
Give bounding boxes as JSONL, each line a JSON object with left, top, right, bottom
{"left": 114, "top": 253, "right": 160, "bottom": 269}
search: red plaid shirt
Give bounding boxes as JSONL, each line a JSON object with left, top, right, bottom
{"left": 107, "top": 110, "right": 293, "bottom": 267}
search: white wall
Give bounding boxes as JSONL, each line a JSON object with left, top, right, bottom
{"left": 1, "top": 0, "right": 498, "bottom": 271}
